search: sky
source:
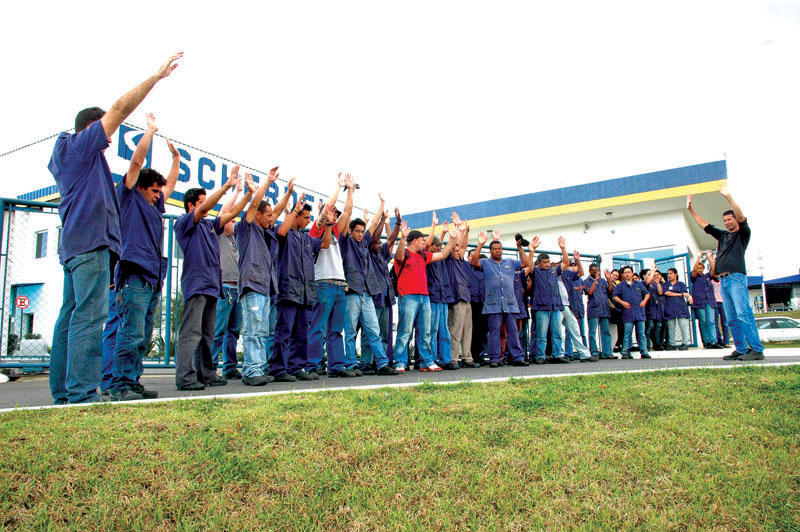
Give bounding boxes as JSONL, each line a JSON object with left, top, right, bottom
{"left": 1, "top": 1, "right": 798, "bottom": 278}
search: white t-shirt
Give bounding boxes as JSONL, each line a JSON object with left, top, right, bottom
{"left": 314, "top": 234, "right": 346, "bottom": 281}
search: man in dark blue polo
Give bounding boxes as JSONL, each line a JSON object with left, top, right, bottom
{"left": 109, "top": 113, "right": 179, "bottom": 401}
{"left": 445, "top": 221, "right": 480, "bottom": 368}
{"left": 48, "top": 52, "right": 182, "bottom": 404}
{"left": 470, "top": 230, "right": 532, "bottom": 368}
{"left": 425, "top": 216, "right": 456, "bottom": 369}
{"left": 529, "top": 236, "right": 570, "bottom": 364}
{"left": 584, "top": 264, "right": 615, "bottom": 359}
{"left": 174, "top": 169, "right": 255, "bottom": 391}
{"left": 612, "top": 265, "right": 652, "bottom": 359}
{"left": 271, "top": 196, "right": 335, "bottom": 381}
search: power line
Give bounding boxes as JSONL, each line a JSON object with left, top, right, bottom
{"left": 0, "top": 130, "right": 71, "bottom": 159}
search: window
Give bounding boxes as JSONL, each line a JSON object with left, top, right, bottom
{"left": 756, "top": 320, "right": 774, "bottom": 330}
{"left": 35, "top": 231, "right": 47, "bottom": 259}
{"left": 23, "top": 314, "right": 34, "bottom": 336}
{"left": 775, "top": 318, "right": 800, "bottom": 329}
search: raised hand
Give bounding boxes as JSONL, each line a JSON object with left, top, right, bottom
{"left": 451, "top": 211, "right": 462, "bottom": 225}
{"left": 363, "top": 209, "right": 370, "bottom": 222}
{"left": 686, "top": 194, "right": 693, "bottom": 210}
{"left": 477, "top": 232, "right": 488, "bottom": 246}
{"left": 235, "top": 177, "right": 243, "bottom": 193}
{"left": 448, "top": 225, "right": 458, "bottom": 239}
{"left": 383, "top": 209, "right": 389, "bottom": 218}
{"left": 491, "top": 229, "right": 501, "bottom": 241}
{"left": 718, "top": 183, "right": 730, "bottom": 198}
{"left": 558, "top": 236, "right": 566, "bottom": 250}
{"left": 145, "top": 113, "right": 158, "bottom": 131}
{"left": 294, "top": 193, "right": 307, "bottom": 211}
{"left": 603, "top": 269, "right": 611, "bottom": 280}
{"left": 166, "top": 138, "right": 179, "bottom": 158}
{"left": 156, "top": 52, "right": 183, "bottom": 79}
{"left": 344, "top": 173, "right": 355, "bottom": 190}
{"left": 378, "top": 192, "right": 385, "bottom": 202}
{"left": 459, "top": 220, "right": 468, "bottom": 232}
{"left": 432, "top": 212, "right": 438, "bottom": 226}
{"left": 225, "top": 164, "right": 240, "bottom": 189}
{"left": 323, "top": 203, "right": 336, "bottom": 223}
{"left": 394, "top": 207, "right": 402, "bottom": 222}
{"left": 441, "top": 221, "right": 450, "bottom": 233}
{"left": 400, "top": 221, "right": 409, "bottom": 238}
{"left": 286, "top": 177, "right": 296, "bottom": 194}
{"left": 244, "top": 173, "right": 256, "bottom": 193}
{"left": 336, "top": 172, "right": 344, "bottom": 188}
{"left": 573, "top": 250, "right": 581, "bottom": 261}
{"left": 267, "top": 166, "right": 280, "bottom": 183}
{"left": 530, "top": 236, "right": 541, "bottom": 249}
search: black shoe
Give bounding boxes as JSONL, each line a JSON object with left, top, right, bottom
{"left": 307, "top": 371, "right": 320, "bottom": 380}
{"left": 678, "top": 346, "right": 688, "bottom": 351}
{"left": 489, "top": 362, "right": 501, "bottom": 368}
{"left": 377, "top": 365, "right": 399, "bottom": 375}
{"left": 352, "top": 368, "right": 364, "bottom": 377}
{"left": 580, "top": 356, "right": 599, "bottom": 362}
{"left": 613, "top": 346, "right": 621, "bottom": 353}
{"left": 274, "top": 373, "right": 297, "bottom": 382}
{"left": 177, "top": 382, "right": 205, "bottom": 391}
{"left": 243, "top": 375, "right": 270, "bottom": 386}
{"left": 360, "top": 367, "right": 376, "bottom": 376}
{"left": 534, "top": 358, "right": 545, "bottom": 364}
{"left": 206, "top": 378, "right": 228, "bottom": 386}
{"left": 708, "top": 344, "right": 723, "bottom": 350}
{"left": 293, "top": 370, "right": 316, "bottom": 381}
{"left": 511, "top": 360, "right": 530, "bottom": 367}
{"left": 223, "top": 369, "right": 243, "bottom": 380}
{"left": 130, "top": 383, "right": 158, "bottom": 399}
{"left": 620, "top": 354, "right": 633, "bottom": 359}
{"left": 328, "top": 369, "right": 357, "bottom": 378}
{"left": 550, "top": 357, "right": 570, "bottom": 364}
{"left": 110, "top": 389, "right": 147, "bottom": 401}
{"left": 461, "top": 361, "right": 481, "bottom": 368}
{"left": 722, "top": 350, "right": 745, "bottom": 360}
{"left": 640, "top": 353, "right": 652, "bottom": 359}
{"left": 442, "top": 362, "right": 461, "bottom": 370}
{"left": 737, "top": 350, "right": 764, "bottom": 361}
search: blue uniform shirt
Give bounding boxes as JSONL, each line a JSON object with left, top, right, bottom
{"left": 48, "top": 120, "right": 121, "bottom": 263}
{"left": 612, "top": 280, "right": 649, "bottom": 323}
{"left": 561, "top": 269, "right": 585, "bottom": 317}
{"left": 690, "top": 272, "right": 717, "bottom": 309}
{"left": 479, "top": 258, "right": 522, "bottom": 314}
{"left": 530, "top": 264, "right": 564, "bottom": 311}
{"left": 115, "top": 184, "right": 167, "bottom": 290}
{"left": 445, "top": 256, "right": 471, "bottom": 304}
{"left": 340, "top": 230, "right": 382, "bottom": 296}
{"left": 645, "top": 282, "right": 663, "bottom": 321}
{"left": 175, "top": 214, "right": 223, "bottom": 301}
{"left": 426, "top": 259, "right": 454, "bottom": 304}
{"left": 465, "top": 261, "right": 484, "bottom": 303}
{"left": 235, "top": 219, "right": 277, "bottom": 297}
{"left": 512, "top": 269, "right": 528, "bottom": 319}
{"left": 583, "top": 275, "right": 611, "bottom": 319}
{"left": 663, "top": 281, "right": 691, "bottom": 319}
{"left": 370, "top": 243, "right": 396, "bottom": 308}
{"left": 275, "top": 228, "right": 323, "bottom": 306}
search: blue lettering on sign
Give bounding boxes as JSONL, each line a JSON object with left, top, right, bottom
{"left": 177, "top": 149, "right": 191, "bottom": 183}
{"left": 265, "top": 182, "right": 279, "bottom": 205}
{"left": 198, "top": 157, "right": 215, "bottom": 189}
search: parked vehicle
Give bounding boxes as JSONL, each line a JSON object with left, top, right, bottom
{"left": 755, "top": 317, "right": 800, "bottom": 343}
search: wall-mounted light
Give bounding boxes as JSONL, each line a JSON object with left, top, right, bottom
{"left": 583, "top": 223, "right": 589, "bottom": 233}
{"left": 605, "top": 212, "right": 613, "bottom": 219}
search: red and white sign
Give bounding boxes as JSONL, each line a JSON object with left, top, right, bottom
{"left": 15, "top": 296, "right": 30, "bottom": 310}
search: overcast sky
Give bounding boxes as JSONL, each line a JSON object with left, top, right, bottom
{"left": 1, "top": 1, "right": 798, "bottom": 278}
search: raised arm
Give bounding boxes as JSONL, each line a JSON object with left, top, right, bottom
{"left": 278, "top": 193, "right": 307, "bottom": 237}
{"left": 386, "top": 207, "right": 402, "bottom": 251}
{"left": 604, "top": 270, "right": 615, "bottom": 296}
{"left": 586, "top": 275, "right": 599, "bottom": 296}
{"left": 719, "top": 184, "right": 745, "bottom": 222}
{"left": 218, "top": 165, "right": 242, "bottom": 216}
{"left": 124, "top": 113, "right": 158, "bottom": 190}
{"left": 194, "top": 170, "right": 238, "bottom": 222}
{"left": 319, "top": 204, "right": 335, "bottom": 249}
{"left": 338, "top": 174, "right": 355, "bottom": 234}
{"left": 163, "top": 139, "right": 180, "bottom": 200}
{"left": 425, "top": 213, "right": 438, "bottom": 250}
{"left": 707, "top": 251, "right": 716, "bottom": 277}
{"left": 574, "top": 250, "right": 584, "bottom": 277}
{"left": 272, "top": 176, "right": 295, "bottom": 225}
{"left": 101, "top": 52, "right": 183, "bottom": 139}
{"left": 219, "top": 175, "right": 255, "bottom": 226}
{"left": 245, "top": 169, "right": 277, "bottom": 223}
{"left": 517, "top": 237, "right": 531, "bottom": 270}
{"left": 471, "top": 232, "right": 487, "bottom": 269}
{"left": 367, "top": 194, "right": 385, "bottom": 238}
{"left": 691, "top": 250, "right": 702, "bottom": 280}
{"left": 686, "top": 194, "right": 710, "bottom": 229}
{"left": 431, "top": 226, "right": 458, "bottom": 262}
{"left": 394, "top": 222, "right": 409, "bottom": 262}
{"left": 558, "top": 236, "right": 569, "bottom": 270}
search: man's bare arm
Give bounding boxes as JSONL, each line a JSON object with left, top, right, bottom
{"left": 432, "top": 226, "right": 458, "bottom": 262}
{"left": 124, "top": 113, "right": 158, "bottom": 190}
{"left": 245, "top": 171, "right": 275, "bottom": 223}
{"left": 471, "top": 232, "right": 487, "bottom": 269}
{"left": 337, "top": 174, "right": 355, "bottom": 235}
{"left": 686, "top": 194, "right": 710, "bottom": 229}
{"left": 163, "top": 139, "right": 180, "bottom": 201}
{"left": 394, "top": 222, "right": 409, "bottom": 262}
{"left": 194, "top": 171, "right": 238, "bottom": 222}
{"left": 278, "top": 193, "right": 307, "bottom": 237}
{"left": 101, "top": 52, "right": 183, "bottom": 139}
{"left": 219, "top": 178, "right": 255, "bottom": 226}
{"left": 218, "top": 165, "right": 242, "bottom": 217}
{"left": 386, "top": 208, "right": 402, "bottom": 251}
{"left": 367, "top": 194, "right": 385, "bottom": 238}
{"left": 558, "top": 236, "right": 569, "bottom": 269}
{"left": 719, "top": 185, "right": 745, "bottom": 222}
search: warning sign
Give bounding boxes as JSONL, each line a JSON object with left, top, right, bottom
{"left": 15, "top": 296, "right": 30, "bottom": 310}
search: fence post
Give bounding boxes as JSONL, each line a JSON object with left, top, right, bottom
{"left": 164, "top": 216, "right": 174, "bottom": 366}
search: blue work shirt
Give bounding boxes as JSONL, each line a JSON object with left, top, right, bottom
{"left": 427, "top": 259, "right": 455, "bottom": 304}
{"left": 340, "top": 230, "right": 382, "bottom": 296}
{"left": 561, "top": 269, "right": 585, "bottom": 318}
{"left": 512, "top": 269, "right": 528, "bottom": 319}
{"left": 479, "top": 258, "right": 521, "bottom": 314}
{"left": 583, "top": 276, "right": 611, "bottom": 319}
{"left": 465, "top": 261, "right": 484, "bottom": 303}
{"left": 529, "top": 264, "right": 564, "bottom": 312}
{"left": 445, "top": 256, "right": 471, "bottom": 304}
{"left": 612, "top": 280, "right": 649, "bottom": 323}
{"left": 275, "top": 228, "right": 323, "bottom": 306}
{"left": 645, "top": 282, "right": 663, "bottom": 321}
{"left": 663, "top": 281, "right": 691, "bottom": 319}
{"left": 690, "top": 272, "right": 717, "bottom": 309}
{"left": 370, "top": 242, "right": 395, "bottom": 308}
{"left": 175, "top": 213, "right": 223, "bottom": 301}
{"left": 234, "top": 219, "right": 277, "bottom": 297}
{"left": 48, "top": 120, "right": 121, "bottom": 264}
{"left": 115, "top": 183, "right": 167, "bottom": 290}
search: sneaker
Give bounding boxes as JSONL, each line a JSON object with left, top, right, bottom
{"left": 737, "top": 350, "right": 764, "bottom": 361}
{"left": 206, "top": 378, "right": 228, "bottom": 387}
{"left": 307, "top": 371, "right": 320, "bottom": 380}
{"left": 620, "top": 354, "right": 633, "bottom": 359}
{"left": 293, "top": 370, "right": 316, "bottom": 381}
{"left": 177, "top": 382, "right": 205, "bottom": 391}
{"left": 243, "top": 375, "right": 270, "bottom": 386}
{"left": 511, "top": 360, "right": 530, "bottom": 367}
{"left": 722, "top": 350, "right": 745, "bottom": 360}
{"left": 352, "top": 368, "right": 364, "bottom": 377}
{"left": 489, "top": 362, "right": 501, "bottom": 368}
{"left": 274, "top": 373, "right": 297, "bottom": 382}
{"left": 461, "top": 360, "right": 481, "bottom": 368}
{"left": 130, "top": 383, "right": 158, "bottom": 399}
{"left": 360, "top": 367, "right": 376, "bottom": 376}
{"left": 419, "top": 365, "right": 442, "bottom": 372}
{"left": 678, "top": 345, "right": 688, "bottom": 351}
{"left": 640, "top": 353, "right": 651, "bottom": 359}
{"left": 580, "top": 356, "right": 599, "bottom": 362}
{"left": 328, "top": 369, "right": 357, "bottom": 378}
{"left": 707, "top": 344, "right": 723, "bottom": 350}
{"left": 110, "top": 389, "right": 146, "bottom": 401}
{"left": 394, "top": 366, "right": 406, "bottom": 373}
{"left": 550, "top": 357, "right": 570, "bottom": 364}
{"left": 534, "top": 358, "right": 545, "bottom": 365}
{"left": 223, "top": 369, "right": 243, "bottom": 380}
{"left": 377, "top": 365, "right": 399, "bottom": 376}
{"left": 442, "top": 362, "right": 461, "bottom": 370}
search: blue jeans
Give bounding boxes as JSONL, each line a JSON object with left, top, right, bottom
{"left": 308, "top": 281, "right": 347, "bottom": 372}
{"left": 533, "top": 310, "right": 564, "bottom": 360}
{"left": 430, "top": 302, "right": 452, "bottom": 365}
{"left": 394, "top": 295, "right": 435, "bottom": 369}
{"left": 100, "top": 288, "right": 119, "bottom": 391}
{"left": 715, "top": 304, "right": 730, "bottom": 345}
{"left": 345, "top": 292, "right": 390, "bottom": 370}
{"left": 361, "top": 305, "right": 392, "bottom": 367}
{"left": 720, "top": 273, "right": 764, "bottom": 353}
{"left": 263, "top": 296, "right": 278, "bottom": 373}
{"left": 694, "top": 303, "right": 718, "bottom": 346}
{"left": 212, "top": 284, "right": 241, "bottom": 374}
{"left": 270, "top": 300, "right": 310, "bottom": 377}
{"left": 50, "top": 249, "right": 109, "bottom": 404}
{"left": 622, "top": 320, "right": 648, "bottom": 356}
{"left": 110, "top": 274, "right": 160, "bottom": 392}
{"left": 587, "top": 317, "right": 612, "bottom": 358}
{"left": 241, "top": 290, "right": 271, "bottom": 378}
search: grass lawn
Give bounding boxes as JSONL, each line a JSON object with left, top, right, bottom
{"left": 756, "top": 310, "right": 800, "bottom": 319}
{"left": 1, "top": 366, "right": 798, "bottom": 531}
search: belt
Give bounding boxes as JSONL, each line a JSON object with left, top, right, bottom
{"left": 318, "top": 279, "right": 348, "bottom": 287}
{"left": 718, "top": 272, "right": 731, "bottom": 278}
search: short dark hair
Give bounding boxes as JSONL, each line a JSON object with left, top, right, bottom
{"left": 301, "top": 204, "right": 312, "bottom": 213}
{"left": 589, "top": 263, "right": 599, "bottom": 270}
{"left": 537, "top": 253, "right": 550, "bottom": 263}
{"left": 722, "top": 209, "right": 735, "bottom": 218}
{"left": 137, "top": 168, "right": 167, "bottom": 190}
{"left": 256, "top": 200, "right": 271, "bottom": 214}
{"left": 640, "top": 268, "right": 650, "bottom": 278}
{"left": 620, "top": 265, "right": 633, "bottom": 274}
{"left": 349, "top": 218, "right": 366, "bottom": 231}
{"left": 668, "top": 267, "right": 679, "bottom": 278}
{"left": 75, "top": 107, "right": 105, "bottom": 133}
{"left": 489, "top": 241, "right": 502, "bottom": 249}
{"left": 184, "top": 188, "right": 206, "bottom": 212}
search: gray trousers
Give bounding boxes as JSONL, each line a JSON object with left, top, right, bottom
{"left": 176, "top": 294, "right": 220, "bottom": 387}
{"left": 448, "top": 301, "right": 473, "bottom": 362}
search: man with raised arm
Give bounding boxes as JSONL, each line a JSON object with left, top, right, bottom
{"left": 108, "top": 113, "right": 179, "bottom": 401}
{"left": 583, "top": 265, "right": 616, "bottom": 359}
{"left": 470, "top": 230, "right": 532, "bottom": 368}
{"left": 528, "top": 236, "right": 570, "bottom": 364}
{"left": 48, "top": 52, "right": 182, "bottom": 404}
{"left": 393, "top": 222, "right": 458, "bottom": 372}
{"left": 340, "top": 193, "right": 400, "bottom": 376}
{"left": 558, "top": 251, "right": 596, "bottom": 362}
{"left": 174, "top": 168, "right": 254, "bottom": 391}
{"left": 445, "top": 216, "right": 480, "bottom": 368}
{"left": 306, "top": 174, "right": 353, "bottom": 378}
{"left": 234, "top": 168, "right": 290, "bottom": 386}
{"left": 612, "top": 266, "right": 653, "bottom": 359}
{"left": 686, "top": 186, "right": 764, "bottom": 360}
{"left": 425, "top": 214, "right": 457, "bottom": 369}
{"left": 690, "top": 250, "right": 720, "bottom": 349}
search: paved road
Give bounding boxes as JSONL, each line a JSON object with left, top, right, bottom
{"left": 2, "top": 349, "right": 799, "bottom": 410}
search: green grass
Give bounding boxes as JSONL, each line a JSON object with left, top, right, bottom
{"left": 756, "top": 310, "right": 800, "bottom": 319}
{"left": 2, "top": 367, "right": 799, "bottom": 531}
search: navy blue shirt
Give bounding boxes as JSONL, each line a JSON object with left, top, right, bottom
{"left": 235, "top": 219, "right": 277, "bottom": 297}
{"left": 115, "top": 183, "right": 166, "bottom": 290}
{"left": 175, "top": 214, "right": 223, "bottom": 301}
{"left": 427, "top": 259, "right": 454, "bottom": 304}
{"left": 48, "top": 120, "right": 121, "bottom": 263}
{"left": 340, "top": 231, "right": 382, "bottom": 296}
{"left": 645, "top": 282, "right": 663, "bottom": 321}
{"left": 612, "top": 280, "right": 649, "bottom": 323}
{"left": 370, "top": 243, "right": 395, "bottom": 308}
{"left": 512, "top": 269, "right": 528, "bottom": 319}
{"left": 275, "top": 228, "right": 323, "bottom": 306}
{"left": 583, "top": 276, "right": 611, "bottom": 319}
{"left": 445, "top": 256, "right": 471, "bottom": 304}
{"left": 663, "top": 281, "right": 691, "bottom": 319}
{"left": 480, "top": 258, "right": 522, "bottom": 314}
{"left": 690, "top": 272, "right": 717, "bottom": 309}
{"left": 561, "top": 269, "right": 585, "bottom": 318}
{"left": 466, "top": 261, "right": 484, "bottom": 303}
{"left": 530, "top": 264, "right": 564, "bottom": 311}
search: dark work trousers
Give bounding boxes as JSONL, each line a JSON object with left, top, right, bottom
{"left": 470, "top": 302, "right": 488, "bottom": 362}
{"left": 175, "top": 295, "right": 220, "bottom": 387}
{"left": 270, "top": 300, "right": 311, "bottom": 377}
